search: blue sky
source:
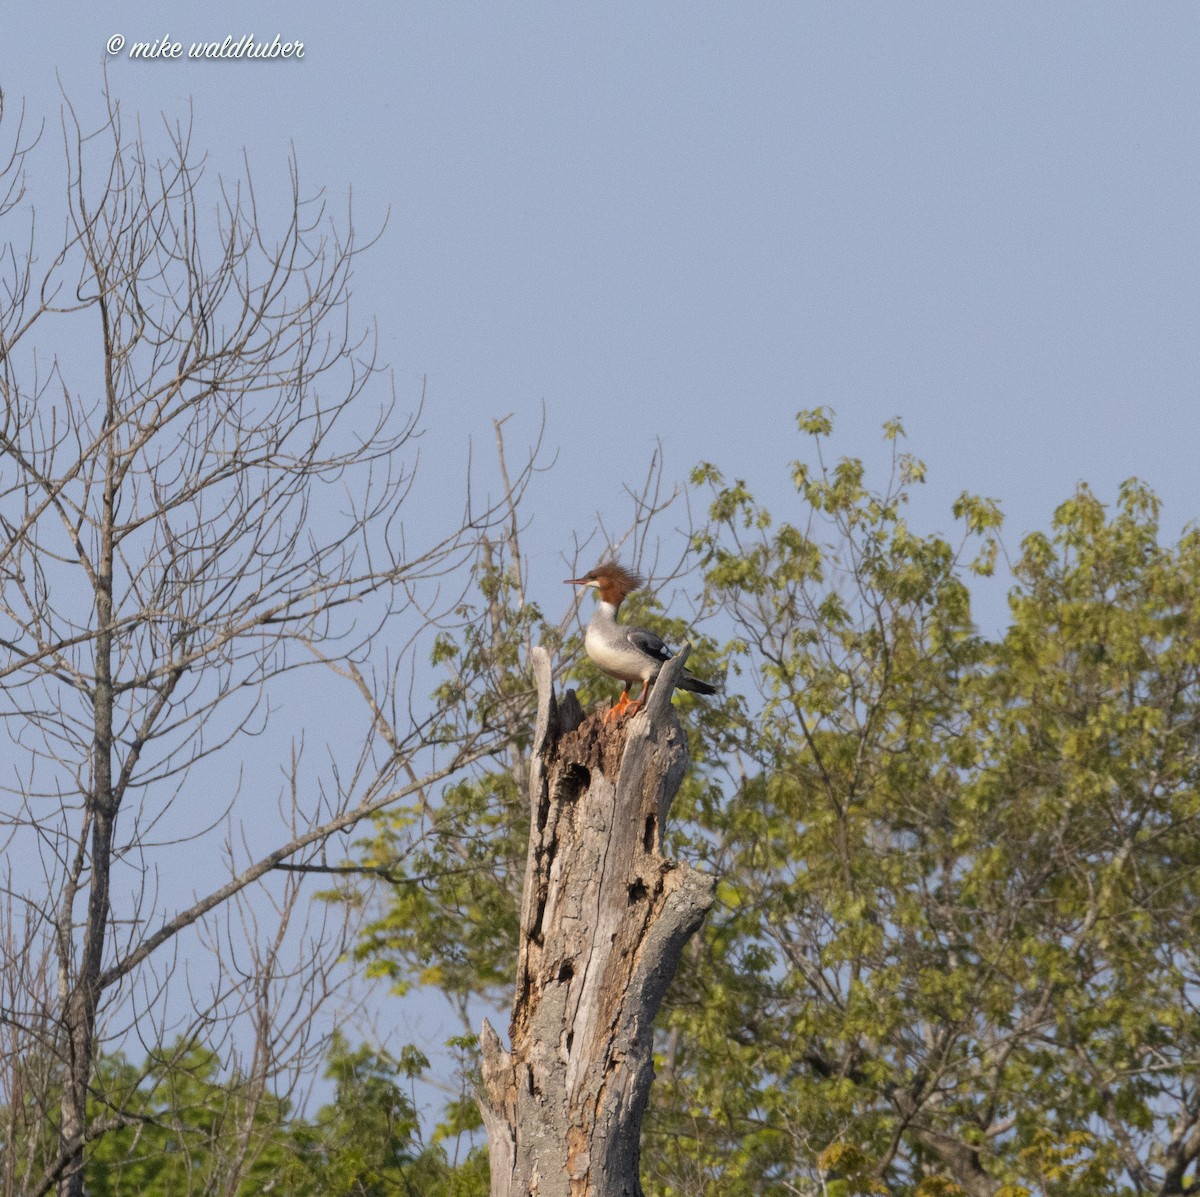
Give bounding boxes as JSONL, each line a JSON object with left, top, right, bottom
{"left": 10, "top": 2, "right": 1198, "bottom": 590}
{"left": 7, "top": 0, "right": 1200, "bottom": 1112}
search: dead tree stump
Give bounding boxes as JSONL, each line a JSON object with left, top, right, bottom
{"left": 479, "top": 645, "right": 716, "bottom": 1197}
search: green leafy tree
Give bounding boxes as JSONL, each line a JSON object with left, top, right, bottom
{"left": 84, "top": 1042, "right": 291, "bottom": 1197}
{"left": 650, "top": 414, "right": 1200, "bottom": 1196}
{"left": 342, "top": 412, "right": 1200, "bottom": 1196}
{"left": 0, "top": 1034, "right": 482, "bottom": 1197}
{"left": 280, "top": 1034, "right": 486, "bottom": 1197}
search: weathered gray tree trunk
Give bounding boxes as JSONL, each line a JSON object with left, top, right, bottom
{"left": 479, "top": 646, "right": 716, "bottom": 1197}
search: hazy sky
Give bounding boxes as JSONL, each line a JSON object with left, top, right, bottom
{"left": 7, "top": 0, "right": 1200, "bottom": 1101}
{"left": 9, "top": 3, "right": 1198, "bottom": 601}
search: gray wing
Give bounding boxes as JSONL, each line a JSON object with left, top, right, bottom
{"left": 627, "top": 627, "right": 673, "bottom": 664}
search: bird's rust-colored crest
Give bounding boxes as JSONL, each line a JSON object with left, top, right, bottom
{"left": 566, "top": 561, "right": 643, "bottom": 604}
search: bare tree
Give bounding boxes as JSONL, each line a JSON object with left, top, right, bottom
{"left": 0, "top": 87, "right": 522, "bottom": 1196}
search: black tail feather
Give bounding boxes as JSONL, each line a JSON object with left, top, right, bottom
{"left": 677, "top": 672, "right": 717, "bottom": 696}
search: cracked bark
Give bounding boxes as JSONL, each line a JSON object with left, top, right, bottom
{"left": 479, "top": 646, "right": 715, "bottom": 1197}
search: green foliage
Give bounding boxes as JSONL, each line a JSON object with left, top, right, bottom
{"left": 280, "top": 1033, "right": 477, "bottom": 1197}
{"left": 0, "top": 1034, "right": 487, "bottom": 1197}
{"left": 341, "top": 535, "right": 549, "bottom": 1012}
{"left": 83, "top": 1042, "right": 290, "bottom": 1197}
{"left": 653, "top": 418, "right": 1200, "bottom": 1194}
{"left": 351, "top": 766, "right": 526, "bottom": 1003}
{"left": 336, "top": 415, "right": 1200, "bottom": 1195}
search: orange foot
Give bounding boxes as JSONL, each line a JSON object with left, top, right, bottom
{"left": 605, "top": 690, "right": 633, "bottom": 724}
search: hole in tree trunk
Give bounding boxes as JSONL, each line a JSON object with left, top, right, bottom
{"left": 628, "top": 878, "right": 648, "bottom": 904}
{"left": 643, "top": 813, "right": 656, "bottom": 853}
{"left": 560, "top": 762, "right": 590, "bottom": 800}
{"left": 558, "top": 961, "right": 574, "bottom": 983}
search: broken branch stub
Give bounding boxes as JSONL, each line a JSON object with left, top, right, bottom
{"left": 480, "top": 646, "right": 716, "bottom": 1197}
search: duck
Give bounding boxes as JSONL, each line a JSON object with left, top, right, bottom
{"left": 565, "top": 561, "right": 716, "bottom": 722}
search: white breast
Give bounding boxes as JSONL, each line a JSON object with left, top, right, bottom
{"left": 584, "top": 605, "right": 659, "bottom": 684}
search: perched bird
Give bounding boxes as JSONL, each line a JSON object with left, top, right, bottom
{"left": 565, "top": 561, "right": 716, "bottom": 722}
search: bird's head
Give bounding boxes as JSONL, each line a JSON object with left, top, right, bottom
{"left": 565, "top": 561, "right": 643, "bottom": 607}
